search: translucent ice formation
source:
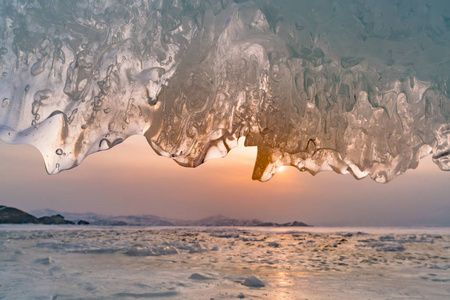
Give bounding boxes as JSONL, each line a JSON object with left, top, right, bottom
{"left": 0, "top": 0, "right": 449, "bottom": 182}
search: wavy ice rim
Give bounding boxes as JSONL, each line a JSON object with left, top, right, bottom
{"left": 0, "top": 0, "right": 449, "bottom": 183}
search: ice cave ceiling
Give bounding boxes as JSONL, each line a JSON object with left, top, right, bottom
{"left": 0, "top": 0, "right": 449, "bottom": 182}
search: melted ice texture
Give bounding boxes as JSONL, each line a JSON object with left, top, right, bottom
{"left": 0, "top": 0, "right": 450, "bottom": 182}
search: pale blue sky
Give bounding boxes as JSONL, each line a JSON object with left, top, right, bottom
{"left": 0, "top": 136, "right": 449, "bottom": 226}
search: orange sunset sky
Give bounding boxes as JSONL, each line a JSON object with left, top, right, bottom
{"left": 0, "top": 136, "right": 449, "bottom": 226}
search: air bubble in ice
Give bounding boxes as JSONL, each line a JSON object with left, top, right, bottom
{"left": 1, "top": 98, "right": 9, "bottom": 108}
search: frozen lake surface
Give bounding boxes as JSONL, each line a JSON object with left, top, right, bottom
{"left": 0, "top": 226, "right": 449, "bottom": 299}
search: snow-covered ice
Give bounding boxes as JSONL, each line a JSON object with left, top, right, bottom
{"left": 0, "top": 226, "right": 449, "bottom": 299}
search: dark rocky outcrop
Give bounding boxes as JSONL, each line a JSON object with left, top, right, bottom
{"left": 38, "top": 214, "right": 74, "bottom": 225}
{"left": 0, "top": 206, "right": 83, "bottom": 225}
{"left": 0, "top": 205, "right": 40, "bottom": 224}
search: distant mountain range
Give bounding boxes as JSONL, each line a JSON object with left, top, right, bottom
{"left": 30, "top": 208, "right": 311, "bottom": 227}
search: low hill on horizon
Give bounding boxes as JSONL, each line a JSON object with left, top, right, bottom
{"left": 30, "top": 209, "right": 310, "bottom": 227}
{"left": 0, "top": 206, "right": 75, "bottom": 225}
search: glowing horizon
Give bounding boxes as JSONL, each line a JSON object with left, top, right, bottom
{"left": 1, "top": 136, "right": 449, "bottom": 226}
